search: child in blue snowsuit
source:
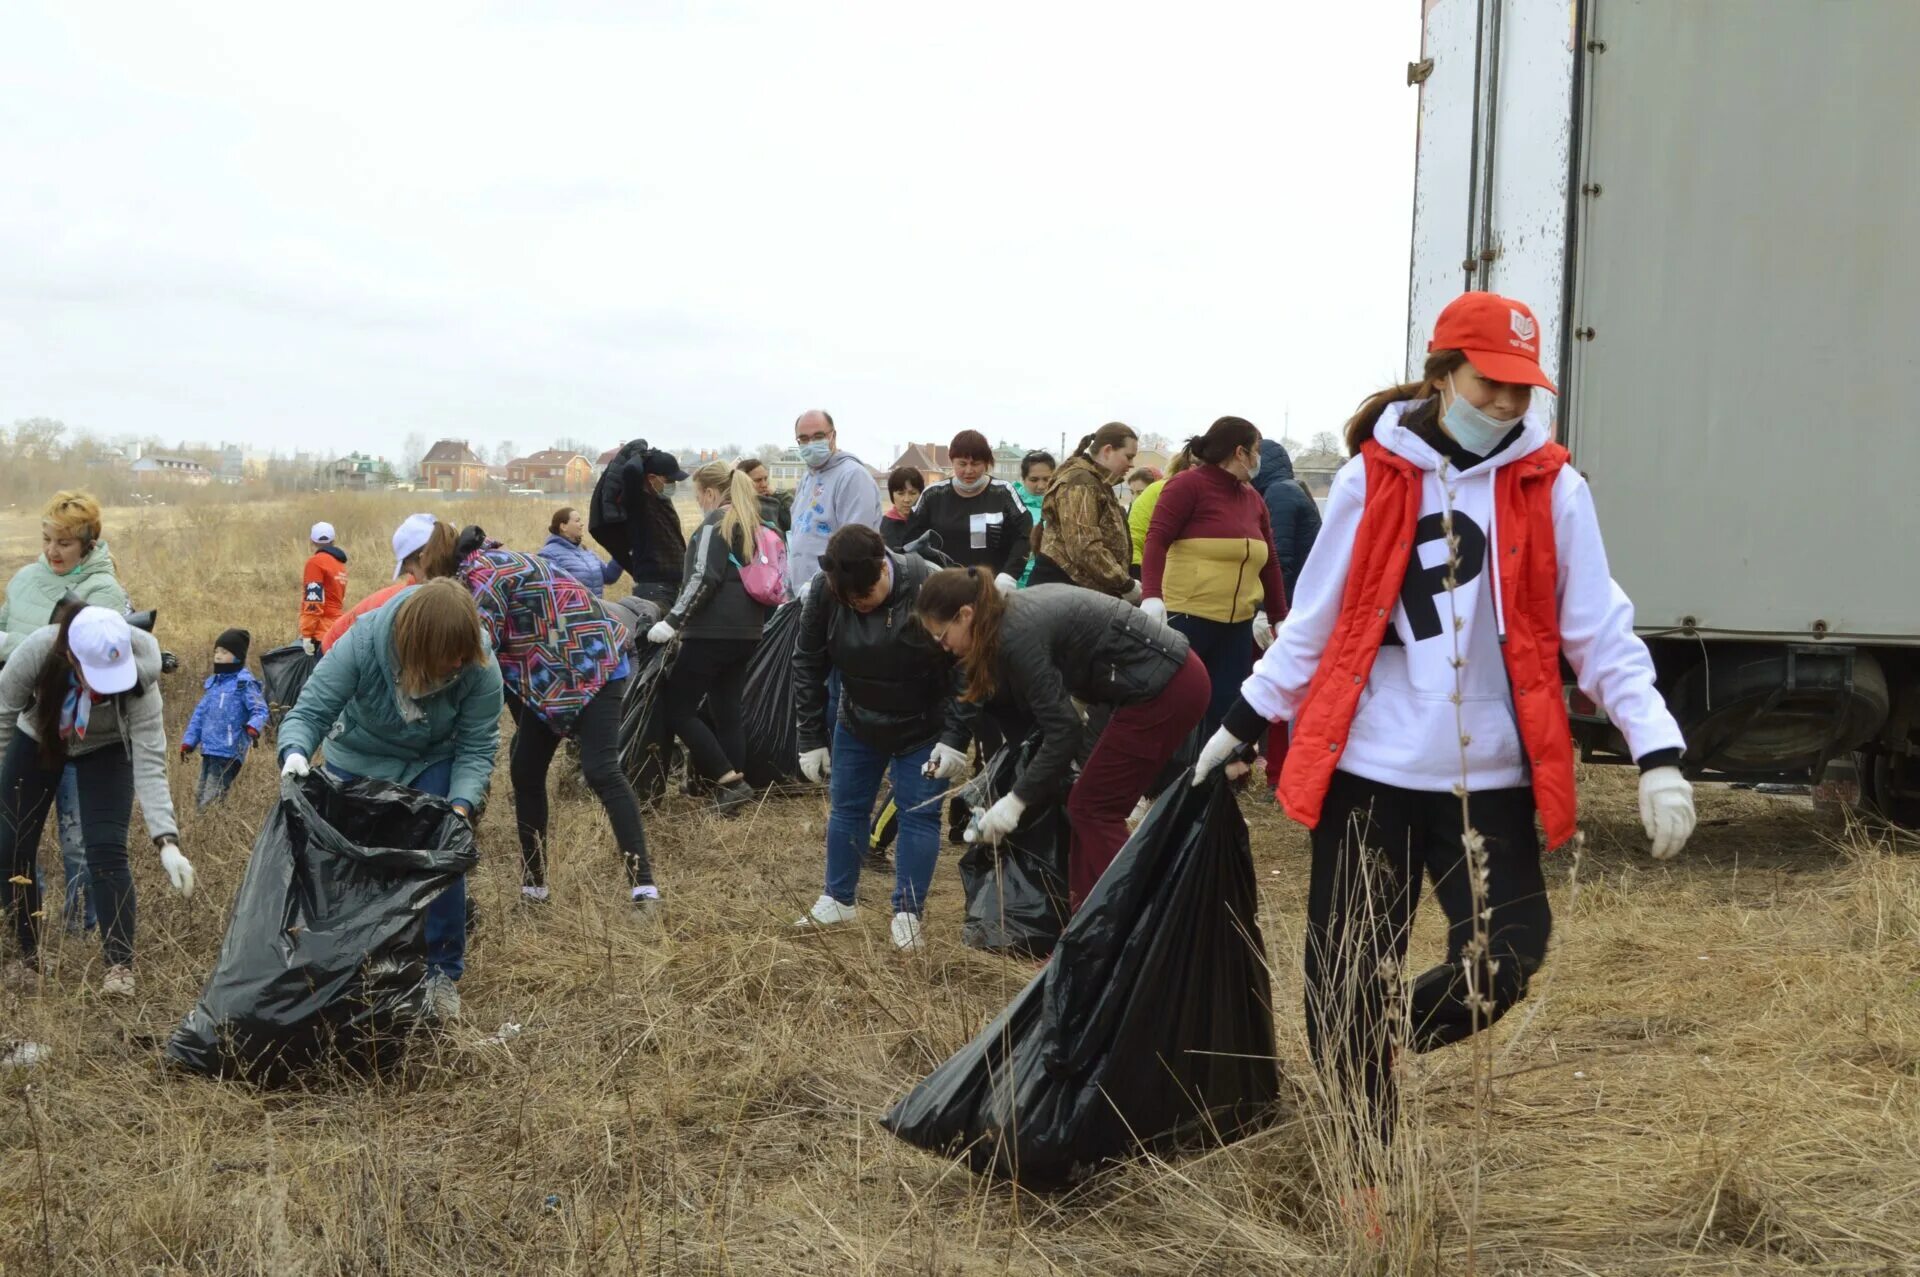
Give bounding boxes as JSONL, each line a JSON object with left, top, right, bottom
{"left": 180, "top": 628, "right": 269, "bottom": 808}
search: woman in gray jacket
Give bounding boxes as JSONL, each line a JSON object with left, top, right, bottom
{"left": 915, "top": 568, "right": 1210, "bottom": 912}
{"left": 0, "top": 607, "right": 194, "bottom": 997}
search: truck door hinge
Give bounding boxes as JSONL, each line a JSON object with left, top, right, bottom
{"left": 1407, "top": 58, "right": 1435, "bottom": 86}
{"left": 1574, "top": 327, "right": 1597, "bottom": 341}
{"left": 1581, "top": 183, "right": 1603, "bottom": 197}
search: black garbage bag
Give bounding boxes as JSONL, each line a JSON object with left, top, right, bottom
{"left": 741, "top": 600, "right": 804, "bottom": 790}
{"left": 259, "top": 642, "right": 319, "bottom": 735}
{"left": 957, "top": 736, "right": 1070, "bottom": 956}
{"left": 619, "top": 637, "right": 681, "bottom": 803}
{"left": 166, "top": 770, "right": 478, "bottom": 1085}
{"left": 881, "top": 773, "right": 1279, "bottom": 1187}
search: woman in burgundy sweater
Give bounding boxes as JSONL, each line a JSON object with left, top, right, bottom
{"left": 1139, "top": 416, "right": 1287, "bottom": 734}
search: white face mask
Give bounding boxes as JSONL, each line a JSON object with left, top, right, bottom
{"left": 1443, "top": 373, "right": 1525, "bottom": 455}
{"left": 952, "top": 471, "right": 989, "bottom": 496}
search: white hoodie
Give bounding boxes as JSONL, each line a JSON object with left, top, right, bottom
{"left": 1240, "top": 398, "right": 1683, "bottom": 793}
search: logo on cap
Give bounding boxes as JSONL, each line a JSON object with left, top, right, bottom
{"left": 106, "top": 644, "right": 122, "bottom": 662}
{"left": 1509, "top": 310, "right": 1537, "bottom": 347}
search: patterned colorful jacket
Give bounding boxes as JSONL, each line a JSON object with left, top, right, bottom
{"left": 458, "top": 544, "right": 632, "bottom": 735}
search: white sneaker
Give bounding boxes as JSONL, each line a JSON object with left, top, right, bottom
{"left": 101, "top": 965, "right": 135, "bottom": 998}
{"left": 794, "top": 895, "right": 857, "bottom": 929}
{"left": 890, "top": 911, "right": 926, "bottom": 952}
{"left": 423, "top": 973, "right": 461, "bottom": 1023}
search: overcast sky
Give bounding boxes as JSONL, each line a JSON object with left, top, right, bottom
{"left": 2, "top": 1, "right": 1419, "bottom": 467}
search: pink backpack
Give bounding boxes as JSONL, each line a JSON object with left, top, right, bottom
{"left": 735, "top": 525, "right": 789, "bottom": 606}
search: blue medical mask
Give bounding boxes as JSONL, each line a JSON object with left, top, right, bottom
{"left": 798, "top": 440, "right": 833, "bottom": 469}
{"left": 1442, "top": 375, "right": 1525, "bottom": 456}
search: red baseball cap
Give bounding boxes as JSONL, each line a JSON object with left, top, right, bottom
{"left": 1428, "top": 291, "right": 1558, "bottom": 393}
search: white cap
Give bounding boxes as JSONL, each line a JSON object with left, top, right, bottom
{"left": 310, "top": 521, "right": 336, "bottom": 544}
{"left": 392, "top": 513, "right": 437, "bottom": 579}
{"left": 68, "top": 607, "right": 137, "bottom": 695}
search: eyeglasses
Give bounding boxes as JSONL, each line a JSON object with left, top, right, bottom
{"left": 796, "top": 428, "right": 832, "bottom": 444}
{"left": 930, "top": 616, "right": 964, "bottom": 649}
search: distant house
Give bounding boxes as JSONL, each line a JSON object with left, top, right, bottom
{"left": 420, "top": 440, "right": 489, "bottom": 492}
{"left": 1291, "top": 447, "right": 1345, "bottom": 498}
{"left": 129, "top": 454, "right": 212, "bottom": 485}
{"left": 992, "top": 442, "right": 1028, "bottom": 481}
{"left": 505, "top": 449, "right": 593, "bottom": 493}
{"left": 765, "top": 447, "right": 808, "bottom": 487}
{"left": 324, "top": 452, "right": 394, "bottom": 491}
{"left": 1132, "top": 449, "right": 1172, "bottom": 478}
{"left": 889, "top": 443, "right": 950, "bottom": 485}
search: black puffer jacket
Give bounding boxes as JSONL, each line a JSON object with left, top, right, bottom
{"left": 589, "top": 440, "right": 687, "bottom": 587}
{"left": 985, "top": 584, "right": 1191, "bottom": 804}
{"left": 794, "top": 550, "right": 965, "bottom": 755}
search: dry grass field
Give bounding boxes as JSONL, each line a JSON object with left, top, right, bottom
{"left": 2, "top": 491, "right": 1917, "bottom": 1275}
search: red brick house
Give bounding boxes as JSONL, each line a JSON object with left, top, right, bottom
{"left": 420, "top": 440, "right": 488, "bottom": 492}
{"left": 505, "top": 449, "right": 593, "bottom": 493}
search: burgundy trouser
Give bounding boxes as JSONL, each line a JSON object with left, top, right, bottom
{"left": 1065, "top": 650, "right": 1211, "bottom": 911}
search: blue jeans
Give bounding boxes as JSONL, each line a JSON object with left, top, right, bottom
{"left": 57, "top": 764, "right": 95, "bottom": 933}
{"left": 196, "top": 754, "right": 245, "bottom": 808}
{"left": 826, "top": 724, "right": 941, "bottom": 915}
{"left": 323, "top": 758, "right": 467, "bottom": 981}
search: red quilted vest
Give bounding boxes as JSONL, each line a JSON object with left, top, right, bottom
{"left": 1276, "top": 439, "right": 1579, "bottom": 848}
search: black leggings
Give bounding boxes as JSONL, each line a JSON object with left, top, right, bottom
{"left": 1, "top": 732, "right": 138, "bottom": 966}
{"left": 660, "top": 638, "right": 757, "bottom": 782}
{"left": 1305, "top": 770, "right": 1551, "bottom": 1147}
{"left": 509, "top": 679, "right": 654, "bottom": 889}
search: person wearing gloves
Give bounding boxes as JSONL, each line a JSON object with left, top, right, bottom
{"left": 900, "top": 430, "right": 1033, "bottom": 590}
{"left": 916, "top": 568, "right": 1209, "bottom": 912}
{"left": 298, "top": 521, "right": 348, "bottom": 655}
{"left": 539, "top": 506, "right": 624, "bottom": 598}
{"left": 792, "top": 525, "right": 969, "bottom": 951}
{"left": 880, "top": 465, "right": 924, "bottom": 552}
{"left": 1014, "top": 451, "right": 1053, "bottom": 586}
{"left": 278, "top": 579, "right": 503, "bottom": 1020}
{"left": 1028, "top": 422, "right": 1140, "bottom": 598}
{"left": 1250, "top": 437, "right": 1323, "bottom": 604}
{"left": 785, "top": 409, "right": 883, "bottom": 600}
{"left": 647, "top": 462, "right": 769, "bottom": 815}
{"left": 0, "top": 490, "right": 130, "bottom": 936}
{"left": 1139, "top": 416, "right": 1288, "bottom": 737}
{"left": 321, "top": 513, "right": 459, "bottom": 653}
{"left": 1191, "top": 291, "right": 1697, "bottom": 1153}
{"left": 178, "top": 627, "right": 269, "bottom": 808}
{"left": 0, "top": 606, "right": 193, "bottom": 997}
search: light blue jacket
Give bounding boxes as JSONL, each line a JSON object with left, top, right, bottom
{"left": 537, "top": 533, "right": 624, "bottom": 599}
{"left": 276, "top": 586, "right": 504, "bottom": 810}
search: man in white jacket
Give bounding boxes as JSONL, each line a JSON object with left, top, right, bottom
{"left": 1192, "top": 291, "right": 1696, "bottom": 1153}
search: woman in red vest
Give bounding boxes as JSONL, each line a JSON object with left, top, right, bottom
{"left": 1192, "top": 291, "right": 1697, "bottom": 1153}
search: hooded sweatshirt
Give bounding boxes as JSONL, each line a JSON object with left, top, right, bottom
{"left": 785, "top": 449, "right": 884, "bottom": 599}
{"left": 1233, "top": 397, "right": 1683, "bottom": 794}
{"left": 300, "top": 544, "right": 349, "bottom": 641}
{"left": 1250, "top": 439, "right": 1322, "bottom": 601}
{"left": 0, "top": 625, "right": 177, "bottom": 839}
{"left": 0, "top": 543, "right": 128, "bottom": 662}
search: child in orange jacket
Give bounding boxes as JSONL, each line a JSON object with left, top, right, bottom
{"left": 299, "top": 521, "right": 348, "bottom": 654}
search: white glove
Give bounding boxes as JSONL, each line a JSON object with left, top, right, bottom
{"left": 1638, "top": 766, "right": 1696, "bottom": 860}
{"left": 159, "top": 842, "right": 195, "bottom": 898}
{"left": 281, "top": 752, "right": 311, "bottom": 778}
{"left": 1122, "top": 579, "right": 1143, "bottom": 604}
{"left": 646, "top": 620, "right": 676, "bottom": 645}
{"left": 798, "top": 747, "right": 831, "bottom": 784}
{"left": 1191, "top": 726, "right": 1247, "bottom": 786}
{"left": 1140, "top": 597, "right": 1167, "bottom": 623}
{"left": 971, "top": 793, "right": 1027, "bottom": 843}
{"left": 994, "top": 573, "right": 1019, "bottom": 595}
{"left": 922, "top": 742, "right": 970, "bottom": 781}
{"left": 1251, "top": 610, "right": 1274, "bottom": 650}
{"left": 300, "top": 637, "right": 320, "bottom": 657}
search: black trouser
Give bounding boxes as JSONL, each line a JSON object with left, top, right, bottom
{"left": 1305, "top": 770, "right": 1551, "bottom": 1147}
{"left": 1, "top": 732, "right": 138, "bottom": 967}
{"left": 660, "top": 637, "right": 757, "bottom": 782}
{"left": 509, "top": 679, "right": 654, "bottom": 889}
{"left": 630, "top": 579, "right": 680, "bottom": 611}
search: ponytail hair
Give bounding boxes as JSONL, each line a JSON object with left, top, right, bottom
{"left": 1183, "top": 415, "right": 1261, "bottom": 467}
{"left": 1343, "top": 350, "right": 1466, "bottom": 454}
{"left": 1072, "top": 421, "right": 1138, "bottom": 460}
{"left": 914, "top": 565, "right": 1005, "bottom": 702}
{"left": 30, "top": 608, "right": 85, "bottom": 767}
{"left": 693, "top": 460, "right": 763, "bottom": 551}
{"left": 1165, "top": 447, "right": 1194, "bottom": 478}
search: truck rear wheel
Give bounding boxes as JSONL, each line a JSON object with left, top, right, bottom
{"left": 1858, "top": 743, "right": 1920, "bottom": 829}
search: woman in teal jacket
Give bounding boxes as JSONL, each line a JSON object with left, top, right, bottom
{"left": 276, "top": 578, "right": 503, "bottom": 1020}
